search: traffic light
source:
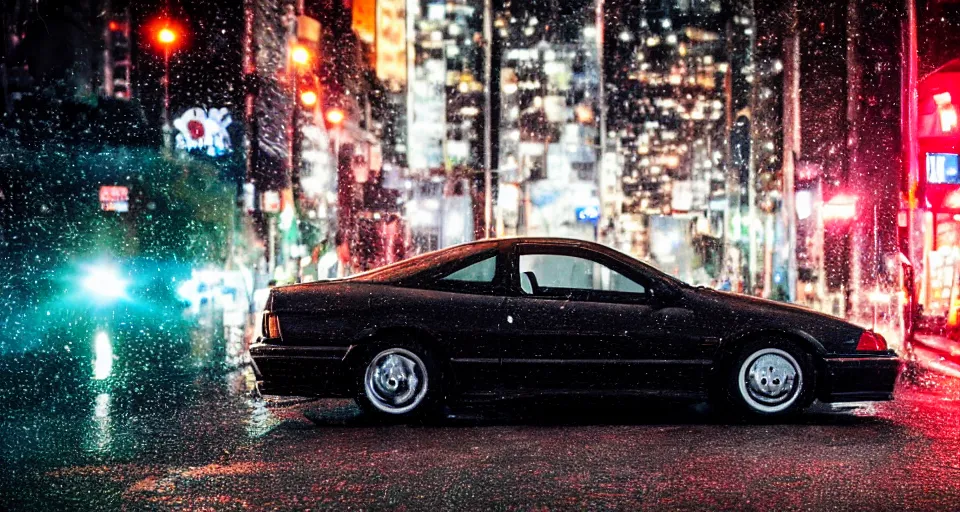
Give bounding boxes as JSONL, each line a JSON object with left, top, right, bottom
{"left": 157, "top": 27, "right": 177, "bottom": 45}
{"left": 291, "top": 44, "right": 311, "bottom": 68}
{"left": 104, "top": 15, "right": 132, "bottom": 98}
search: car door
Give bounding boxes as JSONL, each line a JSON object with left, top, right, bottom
{"left": 500, "top": 243, "right": 662, "bottom": 394}
{"left": 402, "top": 246, "right": 510, "bottom": 398}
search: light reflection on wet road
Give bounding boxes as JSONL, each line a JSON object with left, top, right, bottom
{"left": 1, "top": 344, "right": 959, "bottom": 510}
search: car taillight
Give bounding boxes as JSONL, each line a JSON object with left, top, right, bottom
{"left": 262, "top": 312, "right": 281, "bottom": 339}
{"left": 856, "top": 331, "right": 887, "bottom": 352}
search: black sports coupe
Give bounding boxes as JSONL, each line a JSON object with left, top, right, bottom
{"left": 250, "top": 237, "right": 900, "bottom": 418}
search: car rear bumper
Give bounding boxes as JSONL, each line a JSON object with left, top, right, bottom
{"left": 819, "top": 352, "right": 901, "bottom": 403}
{"left": 249, "top": 340, "right": 352, "bottom": 397}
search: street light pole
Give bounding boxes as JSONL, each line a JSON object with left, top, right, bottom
{"left": 290, "top": 44, "right": 310, "bottom": 202}
{"left": 291, "top": 76, "right": 301, "bottom": 201}
{"left": 155, "top": 26, "right": 178, "bottom": 151}
{"left": 163, "top": 46, "right": 171, "bottom": 151}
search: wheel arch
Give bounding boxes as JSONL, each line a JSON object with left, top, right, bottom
{"left": 712, "top": 328, "right": 827, "bottom": 397}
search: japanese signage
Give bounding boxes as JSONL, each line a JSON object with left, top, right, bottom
{"left": 262, "top": 190, "right": 281, "bottom": 213}
{"left": 173, "top": 107, "right": 233, "bottom": 158}
{"left": 99, "top": 185, "right": 129, "bottom": 212}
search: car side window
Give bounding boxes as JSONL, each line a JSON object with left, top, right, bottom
{"left": 518, "top": 253, "right": 646, "bottom": 297}
{"left": 440, "top": 254, "right": 497, "bottom": 283}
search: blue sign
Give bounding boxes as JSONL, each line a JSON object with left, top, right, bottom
{"left": 575, "top": 205, "right": 600, "bottom": 224}
{"left": 927, "top": 153, "right": 960, "bottom": 184}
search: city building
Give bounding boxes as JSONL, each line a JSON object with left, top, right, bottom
{"left": 495, "top": 0, "right": 602, "bottom": 241}
{"left": 404, "top": 0, "right": 486, "bottom": 252}
{"left": 606, "top": 0, "right": 733, "bottom": 283}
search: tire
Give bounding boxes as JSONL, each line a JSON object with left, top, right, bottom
{"left": 722, "top": 339, "right": 816, "bottom": 418}
{"left": 354, "top": 341, "right": 441, "bottom": 419}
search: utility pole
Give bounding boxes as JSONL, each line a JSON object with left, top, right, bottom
{"left": 482, "top": 0, "right": 494, "bottom": 238}
{"left": 903, "top": 0, "right": 920, "bottom": 335}
{"left": 782, "top": 0, "right": 800, "bottom": 302}
{"left": 595, "top": 0, "right": 606, "bottom": 244}
{"left": 845, "top": 0, "right": 862, "bottom": 316}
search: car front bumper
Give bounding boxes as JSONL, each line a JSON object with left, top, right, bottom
{"left": 249, "top": 340, "right": 353, "bottom": 397}
{"left": 819, "top": 351, "right": 901, "bottom": 403}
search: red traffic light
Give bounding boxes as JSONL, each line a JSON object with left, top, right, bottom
{"left": 157, "top": 28, "right": 177, "bottom": 45}
{"left": 147, "top": 18, "right": 185, "bottom": 52}
{"left": 109, "top": 21, "right": 121, "bottom": 31}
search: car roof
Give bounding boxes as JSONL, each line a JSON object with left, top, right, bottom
{"left": 346, "top": 236, "right": 686, "bottom": 288}
{"left": 461, "top": 236, "right": 607, "bottom": 249}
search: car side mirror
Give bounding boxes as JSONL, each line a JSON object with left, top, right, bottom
{"left": 650, "top": 283, "right": 682, "bottom": 307}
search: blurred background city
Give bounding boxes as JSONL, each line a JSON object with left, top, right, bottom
{"left": 3, "top": 0, "right": 960, "bottom": 370}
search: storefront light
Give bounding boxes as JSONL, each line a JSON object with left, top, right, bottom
{"left": 941, "top": 106, "right": 958, "bottom": 133}
{"left": 934, "top": 92, "right": 958, "bottom": 133}
{"left": 946, "top": 190, "right": 960, "bottom": 210}
{"left": 823, "top": 193, "right": 858, "bottom": 220}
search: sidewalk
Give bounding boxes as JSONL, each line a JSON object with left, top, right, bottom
{"left": 910, "top": 331, "right": 960, "bottom": 379}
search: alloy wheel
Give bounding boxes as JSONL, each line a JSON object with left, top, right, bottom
{"left": 736, "top": 348, "right": 803, "bottom": 414}
{"left": 363, "top": 348, "right": 429, "bottom": 415}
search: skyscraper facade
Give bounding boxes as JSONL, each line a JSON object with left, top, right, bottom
{"left": 607, "top": 0, "right": 735, "bottom": 280}
{"left": 495, "top": 0, "right": 602, "bottom": 239}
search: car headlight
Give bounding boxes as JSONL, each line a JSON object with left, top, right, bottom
{"left": 82, "top": 265, "right": 128, "bottom": 301}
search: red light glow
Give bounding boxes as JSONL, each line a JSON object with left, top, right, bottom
{"left": 291, "top": 45, "right": 311, "bottom": 66}
{"left": 300, "top": 90, "right": 318, "bottom": 107}
{"left": 157, "top": 28, "right": 177, "bottom": 45}
{"left": 325, "top": 109, "right": 345, "bottom": 125}
{"left": 856, "top": 331, "right": 888, "bottom": 352}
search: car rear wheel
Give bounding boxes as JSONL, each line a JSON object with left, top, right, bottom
{"left": 356, "top": 344, "right": 439, "bottom": 419}
{"left": 724, "top": 340, "right": 815, "bottom": 417}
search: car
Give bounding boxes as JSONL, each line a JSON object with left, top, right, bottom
{"left": 249, "top": 237, "right": 900, "bottom": 418}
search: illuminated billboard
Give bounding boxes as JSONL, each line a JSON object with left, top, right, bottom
{"left": 352, "top": 0, "right": 376, "bottom": 44}
{"left": 376, "top": 0, "right": 406, "bottom": 90}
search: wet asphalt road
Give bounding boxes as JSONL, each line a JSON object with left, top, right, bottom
{"left": 1, "top": 353, "right": 960, "bottom": 511}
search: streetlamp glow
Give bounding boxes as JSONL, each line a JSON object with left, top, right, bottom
{"left": 325, "top": 108, "right": 345, "bottom": 126}
{"left": 300, "top": 90, "right": 318, "bottom": 107}
{"left": 291, "top": 45, "right": 311, "bottom": 67}
{"left": 157, "top": 27, "right": 177, "bottom": 45}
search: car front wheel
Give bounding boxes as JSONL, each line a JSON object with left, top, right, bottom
{"left": 725, "top": 340, "right": 815, "bottom": 417}
{"left": 356, "top": 344, "right": 438, "bottom": 418}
